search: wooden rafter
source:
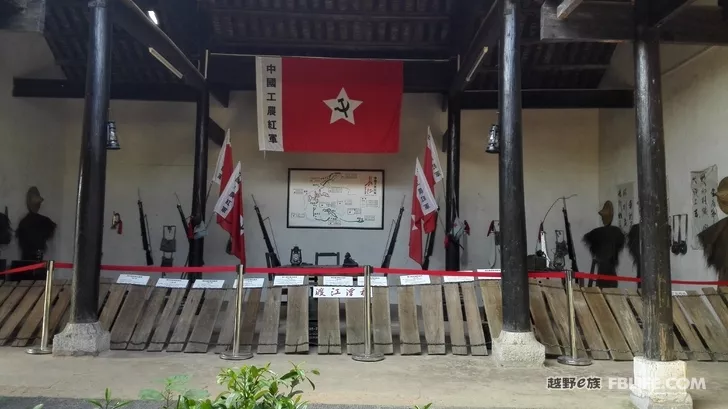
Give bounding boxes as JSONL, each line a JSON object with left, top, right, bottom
{"left": 556, "top": 0, "right": 584, "bottom": 20}
{"left": 651, "top": 0, "right": 699, "bottom": 28}
{"left": 0, "top": 0, "right": 46, "bottom": 32}
{"left": 541, "top": 2, "right": 728, "bottom": 45}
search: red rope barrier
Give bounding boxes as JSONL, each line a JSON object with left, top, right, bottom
{"left": 0, "top": 262, "right": 47, "bottom": 276}
{"left": 573, "top": 272, "right": 728, "bottom": 286}
{"left": 46, "top": 261, "right": 728, "bottom": 286}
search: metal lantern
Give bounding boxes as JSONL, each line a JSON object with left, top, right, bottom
{"left": 486, "top": 123, "right": 499, "bottom": 154}
{"left": 106, "top": 121, "right": 120, "bottom": 150}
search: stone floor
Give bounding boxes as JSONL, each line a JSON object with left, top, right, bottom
{"left": 0, "top": 348, "right": 726, "bottom": 409}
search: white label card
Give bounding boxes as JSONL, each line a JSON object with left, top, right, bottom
{"left": 156, "top": 278, "right": 189, "bottom": 288}
{"left": 233, "top": 278, "right": 265, "bottom": 289}
{"left": 444, "top": 276, "right": 474, "bottom": 283}
{"left": 312, "top": 286, "right": 370, "bottom": 298}
{"left": 356, "top": 276, "right": 388, "bottom": 287}
{"left": 400, "top": 275, "right": 431, "bottom": 286}
{"left": 117, "top": 274, "right": 150, "bottom": 285}
{"left": 672, "top": 291, "right": 688, "bottom": 296}
{"left": 323, "top": 276, "right": 354, "bottom": 286}
{"left": 273, "top": 275, "right": 305, "bottom": 286}
{"left": 476, "top": 269, "right": 502, "bottom": 280}
{"left": 192, "top": 279, "right": 225, "bottom": 289}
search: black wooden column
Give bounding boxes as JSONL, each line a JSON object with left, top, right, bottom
{"left": 634, "top": 1, "right": 675, "bottom": 362}
{"left": 499, "top": 0, "right": 530, "bottom": 333}
{"left": 188, "top": 54, "right": 210, "bottom": 276}
{"left": 445, "top": 95, "right": 461, "bottom": 271}
{"left": 69, "top": 0, "right": 112, "bottom": 324}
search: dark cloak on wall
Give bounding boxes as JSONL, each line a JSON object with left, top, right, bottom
{"left": 582, "top": 201, "right": 625, "bottom": 288}
{"left": 15, "top": 187, "right": 57, "bottom": 261}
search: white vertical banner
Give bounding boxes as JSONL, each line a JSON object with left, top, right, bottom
{"left": 415, "top": 158, "right": 437, "bottom": 216}
{"left": 426, "top": 126, "right": 444, "bottom": 184}
{"left": 214, "top": 161, "right": 242, "bottom": 219}
{"left": 691, "top": 165, "right": 719, "bottom": 249}
{"left": 616, "top": 182, "right": 635, "bottom": 234}
{"left": 255, "top": 56, "right": 283, "bottom": 152}
{"left": 212, "top": 129, "right": 231, "bottom": 185}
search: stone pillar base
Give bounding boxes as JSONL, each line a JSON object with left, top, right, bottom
{"left": 493, "top": 330, "right": 545, "bottom": 368}
{"left": 52, "top": 322, "right": 110, "bottom": 357}
{"left": 629, "top": 357, "right": 693, "bottom": 409}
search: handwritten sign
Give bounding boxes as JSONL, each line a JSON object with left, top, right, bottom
{"left": 117, "top": 274, "right": 150, "bottom": 286}
{"left": 356, "top": 276, "right": 389, "bottom": 287}
{"left": 476, "top": 269, "right": 502, "bottom": 280}
{"left": 156, "top": 278, "right": 188, "bottom": 288}
{"left": 312, "top": 286, "right": 370, "bottom": 298}
{"left": 672, "top": 291, "right": 688, "bottom": 296}
{"left": 192, "top": 279, "right": 225, "bottom": 289}
{"left": 273, "top": 275, "right": 305, "bottom": 286}
{"left": 443, "top": 275, "right": 474, "bottom": 283}
{"left": 233, "top": 278, "right": 265, "bottom": 289}
{"left": 400, "top": 275, "right": 431, "bottom": 286}
{"left": 323, "top": 276, "right": 354, "bottom": 286}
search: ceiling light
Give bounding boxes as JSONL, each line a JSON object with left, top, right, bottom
{"left": 147, "top": 10, "right": 158, "bottom": 25}
{"left": 465, "top": 46, "right": 489, "bottom": 83}
{"left": 149, "top": 47, "right": 183, "bottom": 79}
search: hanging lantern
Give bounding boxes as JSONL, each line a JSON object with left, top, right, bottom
{"left": 486, "top": 124, "right": 499, "bottom": 154}
{"left": 107, "top": 121, "right": 120, "bottom": 150}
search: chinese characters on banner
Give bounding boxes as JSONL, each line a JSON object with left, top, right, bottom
{"left": 690, "top": 165, "right": 718, "bottom": 249}
{"left": 616, "top": 182, "right": 635, "bottom": 234}
{"left": 213, "top": 162, "right": 242, "bottom": 219}
{"left": 546, "top": 377, "right": 602, "bottom": 390}
{"left": 256, "top": 57, "right": 283, "bottom": 151}
{"left": 312, "top": 286, "right": 368, "bottom": 298}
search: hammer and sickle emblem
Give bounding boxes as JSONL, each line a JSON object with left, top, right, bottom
{"left": 334, "top": 98, "right": 351, "bottom": 118}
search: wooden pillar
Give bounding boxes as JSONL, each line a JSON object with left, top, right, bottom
{"left": 445, "top": 95, "right": 461, "bottom": 271}
{"left": 69, "top": 0, "right": 112, "bottom": 323}
{"left": 499, "top": 0, "right": 530, "bottom": 333}
{"left": 634, "top": 2, "right": 675, "bottom": 362}
{"left": 188, "top": 51, "right": 209, "bottom": 276}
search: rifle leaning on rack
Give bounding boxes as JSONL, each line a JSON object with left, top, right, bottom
{"left": 381, "top": 195, "right": 406, "bottom": 270}
{"left": 252, "top": 195, "right": 281, "bottom": 280}
{"left": 137, "top": 189, "right": 154, "bottom": 266}
{"left": 174, "top": 193, "right": 193, "bottom": 268}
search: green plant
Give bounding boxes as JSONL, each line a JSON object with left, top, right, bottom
{"left": 413, "top": 404, "right": 433, "bottom": 409}
{"left": 139, "top": 375, "right": 210, "bottom": 409}
{"left": 209, "top": 363, "right": 319, "bottom": 409}
{"left": 88, "top": 388, "right": 131, "bottom": 409}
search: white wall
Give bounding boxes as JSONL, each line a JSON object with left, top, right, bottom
{"left": 0, "top": 32, "right": 67, "bottom": 262}
{"left": 1, "top": 34, "right": 603, "bottom": 280}
{"left": 599, "top": 46, "right": 728, "bottom": 289}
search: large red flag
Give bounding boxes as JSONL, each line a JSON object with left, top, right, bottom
{"left": 256, "top": 56, "right": 403, "bottom": 153}
{"left": 214, "top": 162, "right": 246, "bottom": 263}
{"left": 213, "top": 130, "right": 233, "bottom": 226}
{"left": 422, "top": 127, "right": 444, "bottom": 233}
{"left": 408, "top": 158, "right": 438, "bottom": 266}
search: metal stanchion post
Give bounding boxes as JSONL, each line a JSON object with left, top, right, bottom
{"left": 27, "top": 260, "right": 55, "bottom": 355}
{"left": 352, "top": 265, "right": 384, "bottom": 362}
{"left": 221, "top": 264, "right": 253, "bottom": 361}
{"left": 557, "top": 270, "right": 592, "bottom": 366}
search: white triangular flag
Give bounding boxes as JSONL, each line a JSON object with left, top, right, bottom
{"left": 212, "top": 129, "right": 231, "bottom": 185}
{"left": 427, "top": 126, "right": 444, "bottom": 184}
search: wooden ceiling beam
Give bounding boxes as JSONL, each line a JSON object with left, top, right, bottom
{"left": 449, "top": 0, "right": 501, "bottom": 95}
{"left": 208, "top": 8, "right": 449, "bottom": 22}
{"left": 541, "top": 2, "right": 728, "bottom": 45}
{"left": 556, "top": 0, "right": 584, "bottom": 19}
{"left": 110, "top": 0, "right": 229, "bottom": 107}
{"left": 461, "top": 89, "right": 634, "bottom": 109}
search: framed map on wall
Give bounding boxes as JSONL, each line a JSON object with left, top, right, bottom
{"left": 286, "top": 168, "right": 385, "bottom": 230}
